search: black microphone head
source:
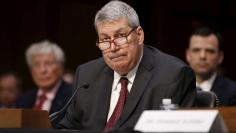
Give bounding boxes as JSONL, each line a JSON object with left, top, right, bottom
{"left": 82, "top": 82, "right": 89, "bottom": 89}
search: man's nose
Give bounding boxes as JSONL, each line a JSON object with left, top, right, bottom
{"left": 199, "top": 51, "right": 207, "bottom": 59}
{"left": 110, "top": 41, "right": 118, "bottom": 52}
{"left": 38, "top": 64, "right": 48, "bottom": 73}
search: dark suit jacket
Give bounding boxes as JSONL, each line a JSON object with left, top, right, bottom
{"left": 212, "top": 75, "right": 236, "bottom": 106}
{"left": 15, "top": 80, "right": 72, "bottom": 127}
{"left": 16, "top": 80, "right": 72, "bottom": 114}
{"left": 58, "top": 45, "right": 196, "bottom": 130}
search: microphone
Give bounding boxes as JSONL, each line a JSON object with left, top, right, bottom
{"left": 49, "top": 82, "right": 89, "bottom": 122}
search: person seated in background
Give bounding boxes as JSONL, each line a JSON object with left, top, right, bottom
{"left": 62, "top": 69, "right": 74, "bottom": 85}
{"left": 58, "top": 0, "right": 196, "bottom": 131}
{"left": 15, "top": 40, "right": 72, "bottom": 127}
{"left": 186, "top": 27, "right": 236, "bottom": 106}
{"left": 0, "top": 71, "right": 22, "bottom": 108}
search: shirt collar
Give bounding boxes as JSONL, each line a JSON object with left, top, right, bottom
{"left": 113, "top": 55, "right": 142, "bottom": 91}
{"left": 37, "top": 80, "right": 62, "bottom": 100}
{"left": 196, "top": 72, "right": 217, "bottom": 91}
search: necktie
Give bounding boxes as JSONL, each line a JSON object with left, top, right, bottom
{"left": 34, "top": 93, "right": 47, "bottom": 110}
{"left": 104, "top": 77, "right": 128, "bottom": 131}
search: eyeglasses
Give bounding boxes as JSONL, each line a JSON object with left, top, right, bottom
{"left": 31, "top": 61, "right": 58, "bottom": 70}
{"left": 96, "top": 28, "right": 136, "bottom": 51}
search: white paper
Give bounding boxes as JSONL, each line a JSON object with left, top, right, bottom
{"left": 134, "top": 110, "right": 218, "bottom": 132}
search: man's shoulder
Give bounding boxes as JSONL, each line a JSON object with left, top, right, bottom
{"left": 74, "top": 57, "right": 109, "bottom": 81}
{"left": 144, "top": 45, "right": 188, "bottom": 69}
{"left": 80, "top": 57, "right": 105, "bottom": 68}
{"left": 15, "top": 88, "right": 37, "bottom": 107}
{"left": 58, "top": 81, "right": 73, "bottom": 94}
{"left": 213, "top": 75, "right": 236, "bottom": 105}
{"left": 213, "top": 75, "right": 236, "bottom": 97}
{"left": 215, "top": 75, "right": 236, "bottom": 89}
{"left": 143, "top": 45, "right": 194, "bottom": 82}
{"left": 54, "top": 81, "right": 73, "bottom": 103}
{"left": 20, "top": 88, "right": 38, "bottom": 98}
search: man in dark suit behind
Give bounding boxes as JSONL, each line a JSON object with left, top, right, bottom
{"left": 16, "top": 40, "right": 72, "bottom": 127}
{"left": 58, "top": 0, "right": 196, "bottom": 131}
{"left": 186, "top": 27, "right": 236, "bottom": 106}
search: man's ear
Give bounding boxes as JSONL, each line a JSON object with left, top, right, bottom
{"left": 136, "top": 26, "right": 144, "bottom": 45}
{"left": 218, "top": 51, "right": 224, "bottom": 64}
{"left": 186, "top": 49, "right": 191, "bottom": 63}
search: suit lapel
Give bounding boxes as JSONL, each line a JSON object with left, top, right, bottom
{"left": 50, "top": 82, "right": 65, "bottom": 114}
{"left": 116, "top": 47, "right": 154, "bottom": 127}
{"left": 29, "top": 89, "right": 38, "bottom": 108}
{"left": 211, "top": 75, "right": 224, "bottom": 104}
{"left": 211, "top": 75, "right": 226, "bottom": 97}
{"left": 93, "top": 66, "right": 114, "bottom": 128}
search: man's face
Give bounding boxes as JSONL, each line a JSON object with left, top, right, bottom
{"left": 186, "top": 34, "right": 223, "bottom": 77}
{"left": 0, "top": 75, "right": 19, "bottom": 106}
{"left": 96, "top": 17, "right": 144, "bottom": 75}
{"left": 30, "top": 53, "right": 63, "bottom": 91}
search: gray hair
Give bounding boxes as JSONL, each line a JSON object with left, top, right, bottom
{"left": 25, "top": 40, "right": 65, "bottom": 67}
{"left": 94, "top": 0, "right": 140, "bottom": 30}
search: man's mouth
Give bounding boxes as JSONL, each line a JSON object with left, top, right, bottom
{"left": 110, "top": 54, "right": 126, "bottom": 61}
{"left": 197, "top": 63, "right": 208, "bottom": 67}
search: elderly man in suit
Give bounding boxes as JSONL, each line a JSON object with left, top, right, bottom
{"left": 186, "top": 27, "right": 236, "bottom": 106}
{"left": 16, "top": 40, "right": 72, "bottom": 127}
{"left": 58, "top": 0, "right": 196, "bottom": 131}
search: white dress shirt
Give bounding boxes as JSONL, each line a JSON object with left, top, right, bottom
{"left": 107, "top": 56, "right": 142, "bottom": 121}
{"left": 35, "top": 80, "right": 61, "bottom": 112}
{"left": 196, "top": 72, "right": 217, "bottom": 92}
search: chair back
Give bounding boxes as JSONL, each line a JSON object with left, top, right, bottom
{"left": 196, "top": 90, "right": 219, "bottom": 107}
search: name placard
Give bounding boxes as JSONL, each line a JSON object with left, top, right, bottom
{"left": 134, "top": 110, "right": 218, "bottom": 132}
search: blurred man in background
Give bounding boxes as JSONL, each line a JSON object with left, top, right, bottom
{"left": 62, "top": 69, "right": 74, "bottom": 85}
{"left": 186, "top": 27, "right": 236, "bottom": 106}
{"left": 0, "top": 71, "right": 21, "bottom": 108}
{"left": 16, "top": 40, "right": 72, "bottom": 127}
